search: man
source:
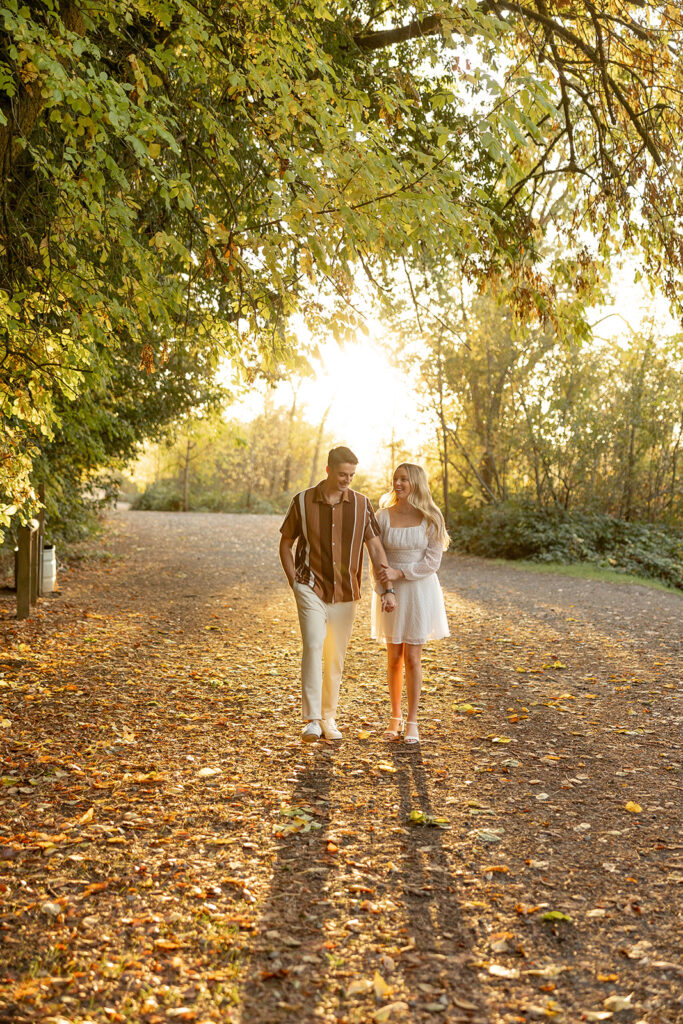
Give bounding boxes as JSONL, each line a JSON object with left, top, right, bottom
{"left": 279, "top": 446, "right": 396, "bottom": 742}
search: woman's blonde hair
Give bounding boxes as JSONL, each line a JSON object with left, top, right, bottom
{"left": 380, "top": 464, "right": 450, "bottom": 550}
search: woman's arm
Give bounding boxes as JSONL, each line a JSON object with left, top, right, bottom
{"left": 397, "top": 529, "right": 443, "bottom": 581}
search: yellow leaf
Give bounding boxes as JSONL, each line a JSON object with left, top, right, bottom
{"left": 625, "top": 801, "right": 642, "bottom": 813}
{"left": 357, "top": 730, "right": 371, "bottom": 740}
{"left": 78, "top": 807, "right": 94, "bottom": 824}
{"left": 373, "top": 970, "right": 392, "bottom": 999}
{"left": 377, "top": 761, "right": 397, "bottom": 773}
{"left": 491, "top": 736, "right": 511, "bottom": 744}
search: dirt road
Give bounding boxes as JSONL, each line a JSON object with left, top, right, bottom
{"left": 0, "top": 511, "right": 681, "bottom": 1024}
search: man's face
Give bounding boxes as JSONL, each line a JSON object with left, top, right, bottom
{"left": 326, "top": 462, "right": 356, "bottom": 491}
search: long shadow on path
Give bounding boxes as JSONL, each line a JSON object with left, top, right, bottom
{"left": 237, "top": 740, "right": 484, "bottom": 1024}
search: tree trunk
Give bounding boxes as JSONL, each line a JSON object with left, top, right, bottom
{"left": 437, "top": 356, "right": 450, "bottom": 526}
{"left": 282, "top": 388, "right": 298, "bottom": 493}
{"left": 308, "top": 402, "right": 332, "bottom": 487}
{"left": 182, "top": 437, "right": 192, "bottom": 512}
{"left": 0, "top": 5, "right": 85, "bottom": 185}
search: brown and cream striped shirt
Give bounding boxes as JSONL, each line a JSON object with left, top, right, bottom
{"left": 280, "top": 482, "right": 380, "bottom": 603}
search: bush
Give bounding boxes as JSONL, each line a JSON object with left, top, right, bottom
{"left": 449, "top": 502, "right": 683, "bottom": 590}
{"left": 130, "top": 481, "right": 293, "bottom": 515}
{"left": 131, "top": 481, "right": 184, "bottom": 511}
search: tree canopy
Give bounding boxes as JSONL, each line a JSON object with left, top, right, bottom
{"left": 1, "top": 1, "right": 682, "bottom": 528}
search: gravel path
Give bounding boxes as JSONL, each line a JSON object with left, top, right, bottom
{"left": 0, "top": 510, "right": 680, "bottom": 1024}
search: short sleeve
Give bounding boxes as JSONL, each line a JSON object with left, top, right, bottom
{"left": 364, "top": 500, "right": 381, "bottom": 541}
{"left": 280, "top": 496, "right": 302, "bottom": 539}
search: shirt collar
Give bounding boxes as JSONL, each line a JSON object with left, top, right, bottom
{"left": 313, "top": 481, "right": 351, "bottom": 504}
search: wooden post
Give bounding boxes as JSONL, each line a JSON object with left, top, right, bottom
{"left": 16, "top": 526, "right": 31, "bottom": 620}
{"left": 37, "top": 484, "right": 45, "bottom": 597}
{"left": 16, "top": 520, "right": 39, "bottom": 620}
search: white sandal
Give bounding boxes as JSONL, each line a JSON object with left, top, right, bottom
{"left": 404, "top": 721, "right": 420, "bottom": 745}
{"left": 383, "top": 716, "right": 404, "bottom": 741}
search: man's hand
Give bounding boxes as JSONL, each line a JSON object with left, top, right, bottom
{"left": 377, "top": 562, "right": 403, "bottom": 585}
{"left": 381, "top": 592, "right": 396, "bottom": 613}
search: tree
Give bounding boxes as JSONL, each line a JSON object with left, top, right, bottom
{"left": 135, "top": 399, "right": 332, "bottom": 513}
{"left": 2, "top": 1, "right": 682, "bottom": 528}
{"left": 32, "top": 336, "right": 227, "bottom": 539}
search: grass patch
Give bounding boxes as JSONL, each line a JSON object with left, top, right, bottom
{"left": 491, "top": 558, "right": 680, "bottom": 593}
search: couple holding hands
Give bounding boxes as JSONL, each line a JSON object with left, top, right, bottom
{"left": 279, "top": 446, "right": 450, "bottom": 747}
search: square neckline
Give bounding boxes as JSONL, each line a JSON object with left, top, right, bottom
{"left": 381, "top": 508, "right": 425, "bottom": 530}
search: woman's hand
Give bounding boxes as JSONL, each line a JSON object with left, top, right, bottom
{"left": 377, "top": 563, "right": 403, "bottom": 585}
{"left": 381, "top": 592, "right": 396, "bottom": 613}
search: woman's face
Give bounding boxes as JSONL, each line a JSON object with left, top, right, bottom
{"left": 393, "top": 468, "right": 412, "bottom": 499}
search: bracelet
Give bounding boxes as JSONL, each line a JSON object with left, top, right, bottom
{"left": 381, "top": 588, "right": 395, "bottom": 596}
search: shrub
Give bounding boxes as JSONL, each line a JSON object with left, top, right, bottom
{"left": 131, "top": 481, "right": 184, "bottom": 511}
{"left": 449, "top": 502, "right": 683, "bottom": 590}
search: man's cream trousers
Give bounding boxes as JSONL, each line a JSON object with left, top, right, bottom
{"left": 293, "top": 582, "right": 358, "bottom": 722}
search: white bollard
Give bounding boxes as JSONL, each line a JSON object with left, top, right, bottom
{"left": 42, "top": 545, "right": 57, "bottom": 594}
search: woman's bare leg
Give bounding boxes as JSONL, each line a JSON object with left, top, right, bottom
{"left": 404, "top": 643, "right": 423, "bottom": 741}
{"left": 384, "top": 643, "right": 405, "bottom": 735}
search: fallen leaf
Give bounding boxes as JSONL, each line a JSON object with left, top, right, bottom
{"left": 407, "top": 810, "right": 450, "bottom": 829}
{"left": 41, "top": 901, "right": 63, "bottom": 918}
{"left": 374, "top": 970, "right": 392, "bottom": 999}
{"left": 197, "top": 766, "right": 221, "bottom": 778}
{"left": 541, "top": 911, "right": 572, "bottom": 923}
{"left": 489, "top": 964, "right": 520, "bottom": 978}
{"left": 603, "top": 994, "right": 634, "bottom": 1012}
{"left": 473, "top": 828, "right": 504, "bottom": 843}
{"left": 624, "top": 801, "right": 642, "bottom": 814}
{"left": 347, "top": 978, "right": 373, "bottom": 996}
{"left": 357, "top": 730, "right": 371, "bottom": 740}
{"left": 372, "top": 1001, "right": 409, "bottom": 1022}
{"left": 452, "top": 995, "right": 479, "bottom": 1010}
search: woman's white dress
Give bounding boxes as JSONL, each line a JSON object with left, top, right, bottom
{"left": 371, "top": 509, "right": 450, "bottom": 646}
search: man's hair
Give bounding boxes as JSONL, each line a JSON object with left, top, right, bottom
{"left": 328, "top": 445, "right": 358, "bottom": 468}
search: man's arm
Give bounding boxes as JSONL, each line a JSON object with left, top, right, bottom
{"left": 366, "top": 535, "right": 403, "bottom": 581}
{"left": 279, "top": 536, "right": 296, "bottom": 588}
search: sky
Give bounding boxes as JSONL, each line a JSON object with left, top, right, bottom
{"left": 229, "top": 329, "right": 430, "bottom": 479}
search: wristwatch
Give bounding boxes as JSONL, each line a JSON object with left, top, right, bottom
{"left": 381, "top": 588, "right": 395, "bottom": 596}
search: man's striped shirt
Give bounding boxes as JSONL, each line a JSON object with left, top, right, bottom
{"left": 280, "top": 482, "right": 380, "bottom": 603}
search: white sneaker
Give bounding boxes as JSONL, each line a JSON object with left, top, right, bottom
{"left": 321, "top": 718, "right": 342, "bottom": 741}
{"left": 302, "top": 720, "right": 322, "bottom": 743}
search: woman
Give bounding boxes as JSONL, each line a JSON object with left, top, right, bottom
{"left": 372, "top": 464, "right": 450, "bottom": 745}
